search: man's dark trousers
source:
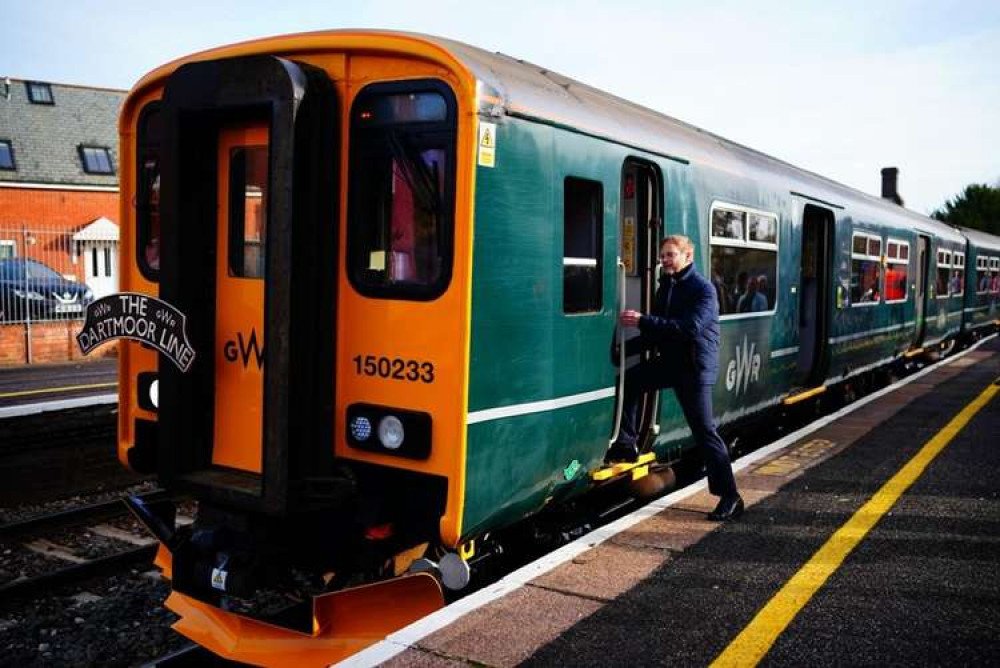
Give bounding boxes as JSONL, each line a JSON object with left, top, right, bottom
{"left": 618, "top": 362, "right": 737, "bottom": 499}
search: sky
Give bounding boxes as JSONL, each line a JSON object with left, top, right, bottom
{"left": 5, "top": 0, "right": 999, "bottom": 215}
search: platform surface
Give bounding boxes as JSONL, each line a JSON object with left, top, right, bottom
{"left": 380, "top": 339, "right": 1000, "bottom": 667}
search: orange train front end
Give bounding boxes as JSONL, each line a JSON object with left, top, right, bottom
{"left": 113, "top": 32, "right": 477, "bottom": 665}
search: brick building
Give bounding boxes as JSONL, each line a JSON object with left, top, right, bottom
{"left": 0, "top": 77, "right": 125, "bottom": 364}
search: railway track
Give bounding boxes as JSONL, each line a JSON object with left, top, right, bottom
{"left": 0, "top": 490, "right": 179, "bottom": 605}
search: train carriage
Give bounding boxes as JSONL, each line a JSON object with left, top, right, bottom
{"left": 90, "top": 30, "right": 1000, "bottom": 665}
{"left": 958, "top": 226, "right": 1000, "bottom": 338}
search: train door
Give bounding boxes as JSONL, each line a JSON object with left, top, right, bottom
{"left": 611, "top": 159, "right": 662, "bottom": 446}
{"left": 154, "top": 56, "right": 339, "bottom": 515}
{"left": 796, "top": 204, "right": 834, "bottom": 385}
{"left": 212, "top": 124, "right": 268, "bottom": 473}
{"left": 914, "top": 234, "right": 930, "bottom": 344}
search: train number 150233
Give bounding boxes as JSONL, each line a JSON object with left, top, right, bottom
{"left": 351, "top": 354, "right": 435, "bottom": 383}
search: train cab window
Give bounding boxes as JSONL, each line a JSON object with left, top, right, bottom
{"left": 228, "top": 146, "right": 268, "bottom": 278}
{"left": 563, "top": 177, "right": 603, "bottom": 314}
{"left": 936, "top": 249, "right": 951, "bottom": 298}
{"left": 136, "top": 104, "right": 162, "bottom": 278}
{"left": 885, "top": 239, "right": 909, "bottom": 303}
{"left": 990, "top": 257, "right": 1000, "bottom": 294}
{"left": 347, "top": 81, "right": 457, "bottom": 300}
{"left": 976, "top": 256, "right": 990, "bottom": 294}
{"left": 710, "top": 204, "right": 778, "bottom": 317}
{"left": 850, "top": 232, "right": 882, "bottom": 306}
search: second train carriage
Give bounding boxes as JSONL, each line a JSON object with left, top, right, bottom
{"left": 93, "top": 30, "right": 1000, "bottom": 664}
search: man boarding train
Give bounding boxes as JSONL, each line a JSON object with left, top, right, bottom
{"left": 612, "top": 235, "right": 744, "bottom": 522}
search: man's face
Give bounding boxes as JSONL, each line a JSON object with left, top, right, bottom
{"left": 660, "top": 243, "right": 691, "bottom": 275}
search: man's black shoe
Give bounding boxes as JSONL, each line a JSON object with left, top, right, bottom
{"left": 605, "top": 442, "right": 639, "bottom": 463}
{"left": 708, "top": 495, "right": 744, "bottom": 521}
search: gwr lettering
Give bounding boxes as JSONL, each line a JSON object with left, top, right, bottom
{"left": 223, "top": 329, "right": 265, "bottom": 369}
{"left": 154, "top": 308, "right": 176, "bottom": 328}
{"left": 352, "top": 354, "right": 434, "bottom": 383}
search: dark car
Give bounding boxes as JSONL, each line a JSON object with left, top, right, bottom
{"left": 0, "top": 258, "right": 94, "bottom": 322}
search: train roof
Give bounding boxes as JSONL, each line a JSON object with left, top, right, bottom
{"left": 423, "top": 33, "right": 968, "bottom": 240}
{"left": 957, "top": 226, "right": 1000, "bottom": 252}
{"left": 130, "top": 29, "right": 970, "bottom": 243}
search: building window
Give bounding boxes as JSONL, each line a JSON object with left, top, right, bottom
{"left": 710, "top": 203, "right": 778, "bottom": 317}
{"left": 0, "top": 140, "right": 15, "bottom": 170}
{"left": 884, "top": 239, "right": 909, "bottom": 303}
{"left": 26, "top": 81, "right": 54, "bottom": 105}
{"left": 563, "top": 177, "right": 603, "bottom": 314}
{"left": 850, "top": 232, "right": 882, "bottom": 306}
{"left": 78, "top": 146, "right": 114, "bottom": 175}
{"left": 0, "top": 240, "right": 15, "bottom": 260}
{"left": 936, "top": 249, "right": 951, "bottom": 299}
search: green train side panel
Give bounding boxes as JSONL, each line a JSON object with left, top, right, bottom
{"left": 463, "top": 118, "right": 622, "bottom": 538}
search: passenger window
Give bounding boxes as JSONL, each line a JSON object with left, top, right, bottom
{"left": 951, "top": 252, "right": 965, "bottom": 297}
{"left": 991, "top": 257, "right": 1000, "bottom": 294}
{"left": 228, "top": 146, "right": 268, "bottom": 279}
{"left": 710, "top": 203, "right": 778, "bottom": 316}
{"left": 850, "top": 232, "right": 881, "bottom": 306}
{"left": 711, "top": 209, "right": 745, "bottom": 241}
{"left": 936, "top": 249, "right": 951, "bottom": 299}
{"left": 976, "top": 256, "right": 990, "bottom": 294}
{"left": 563, "top": 177, "right": 603, "bottom": 314}
{"left": 885, "top": 239, "right": 909, "bottom": 303}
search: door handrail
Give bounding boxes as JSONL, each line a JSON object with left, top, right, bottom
{"left": 609, "top": 258, "right": 627, "bottom": 446}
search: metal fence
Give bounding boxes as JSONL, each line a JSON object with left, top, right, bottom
{"left": 0, "top": 221, "right": 119, "bottom": 364}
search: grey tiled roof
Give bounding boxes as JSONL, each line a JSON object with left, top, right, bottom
{"left": 0, "top": 78, "right": 125, "bottom": 188}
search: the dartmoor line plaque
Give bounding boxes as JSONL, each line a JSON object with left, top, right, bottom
{"left": 77, "top": 293, "right": 197, "bottom": 372}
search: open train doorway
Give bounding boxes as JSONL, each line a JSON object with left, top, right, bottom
{"left": 610, "top": 158, "right": 662, "bottom": 448}
{"left": 914, "top": 234, "right": 930, "bottom": 344}
{"left": 796, "top": 204, "right": 834, "bottom": 385}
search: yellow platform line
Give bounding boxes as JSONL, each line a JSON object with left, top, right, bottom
{"left": 0, "top": 382, "right": 118, "bottom": 399}
{"left": 712, "top": 376, "right": 1000, "bottom": 668}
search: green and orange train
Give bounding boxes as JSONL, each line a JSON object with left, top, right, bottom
{"left": 92, "top": 30, "right": 1000, "bottom": 665}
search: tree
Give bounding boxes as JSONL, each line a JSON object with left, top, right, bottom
{"left": 931, "top": 182, "right": 1000, "bottom": 235}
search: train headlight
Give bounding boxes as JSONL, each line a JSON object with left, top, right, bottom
{"left": 378, "top": 415, "right": 405, "bottom": 450}
{"left": 350, "top": 415, "right": 373, "bottom": 442}
{"left": 346, "top": 404, "right": 430, "bottom": 459}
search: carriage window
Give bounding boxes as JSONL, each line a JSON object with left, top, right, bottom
{"left": 885, "top": 239, "right": 909, "bottom": 303}
{"left": 850, "top": 232, "right": 881, "bottom": 306}
{"left": 991, "top": 257, "right": 1000, "bottom": 294}
{"left": 976, "top": 256, "right": 990, "bottom": 294}
{"left": 563, "top": 177, "right": 603, "bottom": 314}
{"left": 936, "top": 249, "right": 951, "bottom": 299}
{"left": 711, "top": 209, "right": 745, "bottom": 241}
{"left": 710, "top": 204, "right": 778, "bottom": 316}
{"left": 951, "top": 252, "right": 965, "bottom": 297}
{"left": 347, "top": 83, "right": 456, "bottom": 300}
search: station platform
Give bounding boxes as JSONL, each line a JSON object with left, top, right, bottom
{"left": 351, "top": 337, "right": 1000, "bottom": 667}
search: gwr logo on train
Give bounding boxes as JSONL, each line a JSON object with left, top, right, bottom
{"left": 223, "top": 329, "right": 264, "bottom": 369}
{"left": 725, "top": 335, "right": 762, "bottom": 395}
